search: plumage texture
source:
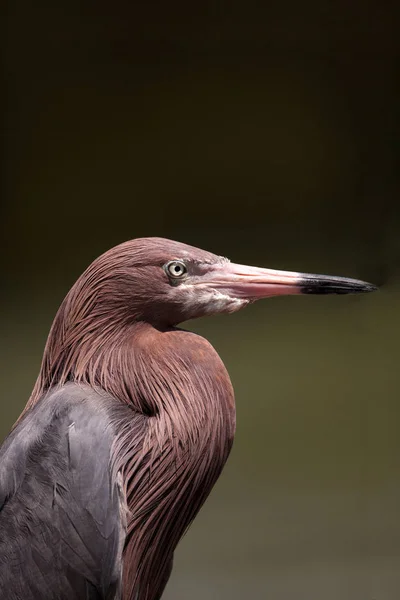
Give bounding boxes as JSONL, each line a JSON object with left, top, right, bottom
{"left": 2, "top": 238, "right": 236, "bottom": 600}
{"left": 0, "top": 384, "right": 131, "bottom": 599}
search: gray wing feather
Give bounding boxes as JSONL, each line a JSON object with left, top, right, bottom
{"left": 0, "top": 383, "right": 133, "bottom": 600}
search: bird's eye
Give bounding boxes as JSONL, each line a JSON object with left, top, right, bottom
{"left": 165, "top": 261, "right": 188, "bottom": 279}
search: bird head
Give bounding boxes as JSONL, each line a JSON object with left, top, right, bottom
{"left": 26, "top": 236, "right": 377, "bottom": 413}
{"left": 69, "top": 237, "right": 376, "bottom": 328}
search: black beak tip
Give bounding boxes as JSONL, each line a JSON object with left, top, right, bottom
{"left": 300, "top": 276, "right": 378, "bottom": 295}
{"left": 346, "top": 282, "right": 378, "bottom": 295}
{"left": 361, "top": 282, "right": 379, "bottom": 293}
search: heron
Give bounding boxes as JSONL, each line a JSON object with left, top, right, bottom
{"left": 0, "top": 237, "right": 376, "bottom": 599}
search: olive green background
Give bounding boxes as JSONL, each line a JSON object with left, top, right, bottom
{"left": 1, "top": 2, "right": 399, "bottom": 599}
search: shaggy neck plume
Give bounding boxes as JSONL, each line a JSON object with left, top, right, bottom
{"left": 113, "top": 325, "right": 235, "bottom": 600}
{"left": 26, "top": 270, "right": 236, "bottom": 600}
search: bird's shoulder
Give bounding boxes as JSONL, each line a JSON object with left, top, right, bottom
{"left": 0, "top": 383, "right": 137, "bottom": 600}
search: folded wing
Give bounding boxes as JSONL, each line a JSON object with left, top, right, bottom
{"left": 0, "top": 383, "right": 135, "bottom": 600}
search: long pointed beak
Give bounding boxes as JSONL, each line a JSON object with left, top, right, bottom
{"left": 202, "top": 262, "right": 377, "bottom": 299}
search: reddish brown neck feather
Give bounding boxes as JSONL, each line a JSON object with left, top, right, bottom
{"left": 26, "top": 246, "right": 236, "bottom": 600}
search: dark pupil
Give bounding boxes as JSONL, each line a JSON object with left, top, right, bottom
{"left": 174, "top": 265, "right": 181, "bottom": 273}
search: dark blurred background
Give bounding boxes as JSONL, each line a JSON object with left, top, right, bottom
{"left": 1, "top": 2, "right": 399, "bottom": 598}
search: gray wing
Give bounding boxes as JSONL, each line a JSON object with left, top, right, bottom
{"left": 0, "top": 383, "right": 133, "bottom": 600}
